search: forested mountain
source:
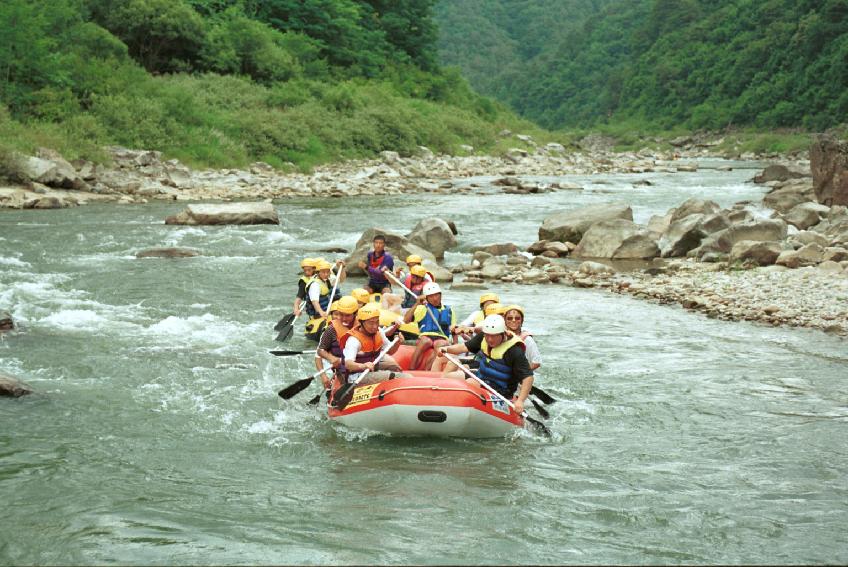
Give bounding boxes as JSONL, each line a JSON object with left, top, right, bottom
{"left": 436, "top": 0, "right": 848, "bottom": 131}
{"left": 0, "top": 0, "right": 529, "bottom": 172}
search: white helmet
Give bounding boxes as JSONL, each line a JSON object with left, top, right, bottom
{"left": 422, "top": 282, "right": 441, "bottom": 296}
{"left": 482, "top": 314, "right": 506, "bottom": 335}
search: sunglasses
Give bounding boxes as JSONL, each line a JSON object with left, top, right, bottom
{"left": 505, "top": 316, "right": 522, "bottom": 321}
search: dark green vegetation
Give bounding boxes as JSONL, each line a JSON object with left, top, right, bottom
{"left": 0, "top": 0, "right": 535, "bottom": 171}
{"left": 436, "top": 0, "right": 848, "bottom": 131}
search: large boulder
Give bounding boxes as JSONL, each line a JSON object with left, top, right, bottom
{"left": 406, "top": 218, "right": 457, "bottom": 259}
{"left": 763, "top": 182, "right": 816, "bottom": 213}
{"left": 21, "top": 149, "right": 88, "bottom": 190}
{"left": 573, "top": 219, "right": 659, "bottom": 259}
{"left": 811, "top": 135, "right": 848, "bottom": 206}
{"left": 659, "top": 214, "right": 706, "bottom": 257}
{"left": 0, "top": 373, "right": 32, "bottom": 397}
{"left": 729, "top": 240, "right": 782, "bottom": 266}
{"left": 753, "top": 164, "right": 807, "bottom": 184}
{"left": 164, "top": 202, "right": 279, "bottom": 225}
{"left": 470, "top": 242, "right": 519, "bottom": 256}
{"left": 691, "top": 219, "right": 788, "bottom": 259}
{"left": 539, "top": 202, "right": 633, "bottom": 243}
{"left": 776, "top": 243, "right": 825, "bottom": 268}
{"left": 782, "top": 202, "right": 831, "bottom": 230}
{"left": 670, "top": 198, "right": 720, "bottom": 223}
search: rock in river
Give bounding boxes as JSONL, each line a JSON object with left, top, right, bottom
{"left": 165, "top": 202, "right": 279, "bottom": 225}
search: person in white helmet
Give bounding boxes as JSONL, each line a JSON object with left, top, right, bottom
{"left": 402, "top": 281, "right": 455, "bottom": 370}
{"left": 436, "top": 314, "right": 534, "bottom": 414}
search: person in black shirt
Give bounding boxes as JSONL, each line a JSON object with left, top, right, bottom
{"left": 435, "top": 314, "right": 533, "bottom": 414}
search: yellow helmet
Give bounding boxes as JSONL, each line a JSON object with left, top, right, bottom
{"left": 301, "top": 257, "right": 316, "bottom": 268}
{"left": 503, "top": 304, "right": 524, "bottom": 318}
{"left": 336, "top": 296, "right": 359, "bottom": 315}
{"left": 356, "top": 302, "right": 382, "bottom": 321}
{"left": 329, "top": 300, "right": 340, "bottom": 313}
{"left": 351, "top": 288, "right": 370, "bottom": 304}
{"left": 479, "top": 292, "right": 500, "bottom": 307}
{"left": 406, "top": 254, "right": 423, "bottom": 265}
{"left": 316, "top": 260, "right": 333, "bottom": 271}
{"left": 410, "top": 265, "right": 427, "bottom": 278}
{"left": 483, "top": 302, "right": 506, "bottom": 317}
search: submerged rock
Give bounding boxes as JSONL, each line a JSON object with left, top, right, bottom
{"left": 135, "top": 247, "right": 201, "bottom": 258}
{"left": 0, "top": 373, "right": 32, "bottom": 397}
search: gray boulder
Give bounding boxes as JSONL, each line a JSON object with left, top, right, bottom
{"left": 783, "top": 202, "right": 831, "bottom": 230}
{"left": 0, "top": 373, "right": 32, "bottom": 397}
{"left": 790, "top": 230, "right": 829, "bottom": 248}
{"left": 729, "top": 240, "right": 782, "bottom": 266}
{"left": 659, "top": 214, "right": 706, "bottom": 257}
{"left": 776, "top": 243, "right": 825, "bottom": 268}
{"left": 343, "top": 228, "right": 452, "bottom": 281}
{"left": 406, "top": 218, "right": 457, "bottom": 259}
{"left": 539, "top": 202, "right": 633, "bottom": 243}
{"left": 578, "top": 261, "right": 616, "bottom": 275}
{"left": 810, "top": 135, "right": 848, "bottom": 206}
{"left": 21, "top": 149, "right": 88, "bottom": 190}
{"left": 0, "top": 311, "right": 13, "bottom": 332}
{"left": 753, "top": 164, "right": 807, "bottom": 184}
{"left": 165, "top": 202, "right": 279, "bottom": 225}
{"left": 471, "top": 243, "right": 519, "bottom": 256}
{"left": 700, "top": 212, "right": 732, "bottom": 234}
{"left": 670, "top": 198, "right": 720, "bottom": 223}
{"left": 763, "top": 181, "right": 816, "bottom": 213}
{"left": 574, "top": 219, "right": 659, "bottom": 259}
{"left": 691, "top": 219, "right": 788, "bottom": 259}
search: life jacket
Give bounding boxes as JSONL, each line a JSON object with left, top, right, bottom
{"left": 304, "top": 277, "right": 341, "bottom": 317}
{"left": 339, "top": 327, "right": 384, "bottom": 364}
{"left": 471, "top": 310, "right": 485, "bottom": 325}
{"left": 475, "top": 335, "right": 525, "bottom": 396}
{"left": 417, "top": 303, "right": 452, "bottom": 338}
{"left": 327, "top": 319, "right": 353, "bottom": 358}
{"left": 297, "top": 274, "right": 315, "bottom": 299}
{"left": 366, "top": 251, "right": 391, "bottom": 282}
{"left": 402, "top": 274, "right": 427, "bottom": 309}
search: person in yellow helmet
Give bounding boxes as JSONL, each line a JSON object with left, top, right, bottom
{"left": 381, "top": 263, "right": 431, "bottom": 314}
{"left": 350, "top": 287, "right": 371, "bottom": 307}
{"left": 338, "top": 302, "right": 409, "bottom": 386}
{"left": 315, "top": 296, "right": 360, "bottom": 390}
{"left": 293, "top": 257, "right": 319, "bottom": 317}
{"left": 456, "top": 292, "right": 501, "bottom": 339}
{"left": 392, "top": 254, "right": 435, "bottom": 283}
{"left": 502, "top": 305, "right": 541, "bottom": 371}
{"left": 306, "top": 259, "right": 346, "bottom": 319}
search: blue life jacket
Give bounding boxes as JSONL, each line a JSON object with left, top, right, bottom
{"left": 417, "top": 303, "right": 452, "bottom": 337}
{"left": 475, "top": 336, "right": 524, "bottom": 396}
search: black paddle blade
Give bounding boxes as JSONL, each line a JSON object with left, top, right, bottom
{"left": 525, "top": 415, "right": 552, "bottom": 438}
{"left": 273, "top": 313, "right": 295, "bottom": 332}
{"left": 275, "top": 324, "right": 294, "bottom": 343}
{"left": 331, "top": 383, "right": 355, "bottom": 409}
{"left": 269, "top": 349, "right": 305, "bottom": 357}
{"left": 308, "top": 390, "right": 330, "bottom": 406}
{"left": 530, "top": 397, "right": 550, "bottom": 419}
{"left": 530, "top": 386, "right": 556, "bottom": 405}
{"left": 277, "top": 376, "right": 314, "bottom": 399}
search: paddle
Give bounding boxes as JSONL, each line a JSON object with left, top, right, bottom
{"left": 273, "top": 312, "right": 295, "bottom": 332}
{"left": 531, "top": 385, "right": 556, "bottom": 405}
{"left": 278, "top": 366, "right": 333, "bottom": 399}
{"left": 443, "top": 352, "right": 551, "bottom": 438}
{"left": 269, "top": 349, "right": 316, "bottom": 357}
{"left": 332, "top": 337, "right": 399, "bottom": 410}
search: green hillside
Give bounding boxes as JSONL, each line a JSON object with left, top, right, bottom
{"left": 0, "top": 0, "right": 536, "bottom": 173}
{"left": 436, "top": 0, "right": 848, "bottom": 131}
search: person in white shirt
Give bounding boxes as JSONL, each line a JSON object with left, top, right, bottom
{"left": 502, "top": 305, "right": 541, "bottom": 370}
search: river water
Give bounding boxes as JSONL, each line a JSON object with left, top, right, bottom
{"left": 2, "top": 164, "right": 847, "bottom": 564}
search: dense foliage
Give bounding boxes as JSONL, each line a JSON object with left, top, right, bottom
{"left": 0, "top": 0, "right": 526, "bottom": 170}
{"left": 436, "top": 0, "right": 848, "bottom": 130}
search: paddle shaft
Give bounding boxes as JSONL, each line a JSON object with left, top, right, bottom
{"left": 345, "top": 337, "right": 399, "bottom": 387}
{"left": 385, "top": 270, "right": 450, "bottom": 341}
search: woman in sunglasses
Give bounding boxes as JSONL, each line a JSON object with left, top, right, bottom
{"left": 502, "top": 305, "right": 541, "bottom": 371}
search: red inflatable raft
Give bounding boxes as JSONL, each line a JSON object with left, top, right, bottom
{"left": 327, "top": 345, "right": 525, "bottom": 437}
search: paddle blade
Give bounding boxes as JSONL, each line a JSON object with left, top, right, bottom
{"left": 331, "top": 383, "right": 355, "bottom": 409}
{"left": 274, "top": 313, "right": 295, "bottom": 332}
{"left": 525, "top": 415, "right": 552, "bottom": 438}
{"left": 275, "top": 324, "right": 294, "bottom": 343}
{"left": 530, "top": 386, "right": 556, "bottom": 405}
{"left": 268, "top": 349, "right": 305, "bottom": 357}
{"left": 307, "top": 393, "right": 322, "bottom": 405}
{"left": 277, "top": 376, "right": 314, "bottom": 399}
{"left": 530, "top": 397, "right": 550, "bottom": 419}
